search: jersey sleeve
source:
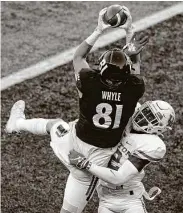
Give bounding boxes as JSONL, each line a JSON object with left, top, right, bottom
{"left": 76, "top": 68, "right": 96, "bottom": 93}
{"left": 133, "top": 140, "right": 166, "bottom": 162}
{"left": 129, "top": 75, "right": 145, "bottom": 99}
{"left": 128, "top": 135, "right": 166, "bottom": 171}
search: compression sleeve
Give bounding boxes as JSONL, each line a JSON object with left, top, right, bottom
{"left": 88, "top": 160, "right": 138, "bottom": 185}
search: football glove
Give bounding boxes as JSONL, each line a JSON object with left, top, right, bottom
{"left": 123, "top": 33, "right": 149, "bottom": 56}
{"left": 96, "top": 8, "right": 111, "bottom": 33}
{"left": 119, "top": 6, "right": 132, "bottom": 31}
{"left": 68, "top": 150, "right": 92, "bottom": 170}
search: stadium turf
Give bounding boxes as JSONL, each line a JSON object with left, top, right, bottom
{"left": 1, "top": 15, "right": 183, "bottom": 213}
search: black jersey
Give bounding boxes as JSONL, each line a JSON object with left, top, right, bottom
{"left": 75, "top": 68, "right": 145, "bottom": 148}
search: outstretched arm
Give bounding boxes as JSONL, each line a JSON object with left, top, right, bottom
{"left": 118, "top": 6, "right": 142, "bottom": 74}
{"left": 123, "top": 33, "right": 149, "bottom": 74}
{"left": 73, "top": 8, "right": 111, "bottom": 77}
{"left": 68, "top": 150, "right": 141, "bottom": 186}
{"left": 88, "top": 160, "right": 138, "bottom": 185}
{"left": 119, "top": 6, "right": 134, "bottom": 44}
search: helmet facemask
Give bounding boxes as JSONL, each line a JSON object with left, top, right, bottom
{"left": 132, "top": 101, "right": 175, "bottom": 135}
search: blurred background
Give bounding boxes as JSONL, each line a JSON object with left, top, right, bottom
{"left": 1, "top": 1, "right": 176, "bottom": 77}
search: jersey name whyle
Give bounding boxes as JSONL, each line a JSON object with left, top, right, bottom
{"left": 102, "top": 91, "right": 121, "bottom": 101}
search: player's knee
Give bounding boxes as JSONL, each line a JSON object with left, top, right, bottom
{"left": 61, "top": 201, "right": 79, "bottom": 213}
{"left": 49, "top": 119, "right": 70, "bottom": 147}
{"left": 46, "top": 119, "right": 69, "bottom": 134}
{"left": 60, "top": 208, "right": 73, "bottom": 213}
{"left": 46, "top": 119, "right": 61, "bottom": 133}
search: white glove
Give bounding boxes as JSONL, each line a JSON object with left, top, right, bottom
{"left": 123, "top": 33, "right": 149, "bottom": 56}
{"left": 119, "top": 6, "right": 133, "bottom": 31}
{"left": 96, "top": 8, "right": 111, "bottom": 33}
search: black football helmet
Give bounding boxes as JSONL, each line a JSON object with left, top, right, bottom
{"left": 98, "top": 49, "right": 132, "bottom": 88}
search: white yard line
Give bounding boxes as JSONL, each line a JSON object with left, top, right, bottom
{"left": 1, "top": 2, "right": 183, "bottom": 91}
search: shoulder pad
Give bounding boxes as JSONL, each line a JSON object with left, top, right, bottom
{"left": 126, "top": 75, "right": 145, "bottom": 98}
{"left": 129, "top": 134, "right": 166, "bottom": 162}
{"left": 128, "top": 74, "right": 145, "bottom": 85}
{"left": 79, "top": 68, "right": 98, "bottom": 80}
{"left": 76, "top": 68, "right": 98, "bottom": 93}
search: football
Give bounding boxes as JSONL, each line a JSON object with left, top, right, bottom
{"left": 103, "top": 5, "right": 128, "bottom": 28}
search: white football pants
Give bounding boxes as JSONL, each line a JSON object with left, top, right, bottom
{"left": 98, "top": 197, "right": 147, "bottom": 213}
{"left": 50, "top": 120, "right": 117, "bottom": 213}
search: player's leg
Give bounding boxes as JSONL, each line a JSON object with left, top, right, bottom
{"left": 67, "top": 130, "right": 118, "bottom": 211}
{"left": 61, "top": 173, "right": 94, "bottom": 213}
{"left": 98, "top": 206, "right": 115, "bottom": 213}
{"left": 98, "top": 203, "right": 147, "bottom": 213}
{"left": 124, "top": 198, "right": 148, "bottom": 213}
{"left": 5, "top": 100, "right": 62, "bottom": 135}
{"left": 50, "top": 119, "right": 95, "bottom": 211}
{"left": 49, "top": 120, "right": 72, "bottom": 167}
{"left": 50, "top": 120, "right": 116, "bottom": 213}
{"left": 62, "top": 142, "right": 117, "bottom": 213}
{"left": 51, "top": 121, "right": 99, "bottom": 213}
{"left": 125, "top": 206, "right": 147, "bottom": 213}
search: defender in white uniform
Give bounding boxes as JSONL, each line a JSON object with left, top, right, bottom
{"left": 69, "top": 100, "right": 175, "bottom": 213}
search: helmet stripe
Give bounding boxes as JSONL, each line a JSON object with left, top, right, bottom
{"left": 109, "top": 50, "right": 113, "bottom": 64}
{"left": 100, "top": 64, "right": 108, "bottom": 75}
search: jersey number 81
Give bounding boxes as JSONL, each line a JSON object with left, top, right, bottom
{"left": 93, "top": 103, "right": 123, "bottom": 129}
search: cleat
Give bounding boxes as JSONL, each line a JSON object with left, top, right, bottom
{"left": 5, "top": 100, "right": 25, "bottom": 133}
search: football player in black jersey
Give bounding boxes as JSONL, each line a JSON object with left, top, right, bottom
{"left": 6, "top": 7, "right": 148, "bottom": 213}
{"left": 69, "top": 100, "right": 175, "bottom": 213}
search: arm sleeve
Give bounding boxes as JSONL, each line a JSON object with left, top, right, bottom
{"left": 133, "top": 75, "right": 145, "bottom": 99}
{"left": 132, "top": 139, "right": 166, "bottom": 163}
{"left": 128, "top": 146, "right": 166, "bottom": 172}
{"left": 88, "top": 160, "right": 138, "bottom": 186}
{"left": 73, "top": 41, "right": 92, "bottom": 75}
{"left": 133, "top": 147, "right": 166, "bottom": 162}
{"left": 127, "top": 75, "right": 145, "bottom": 101}
{"left": 73, "top": 29, "right": 101, "bottom": 74}
{"left": 76, "top": 68, "right": 96, "bottom": 94}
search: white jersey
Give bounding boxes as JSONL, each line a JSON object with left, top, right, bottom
{"left": 97, "top": 133, "right": 166, "bottom": 203}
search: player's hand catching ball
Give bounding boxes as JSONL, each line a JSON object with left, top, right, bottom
{"left": 69, "top": 150, "right": 91, "bottom": 170}
{"left": 96, "top": 8, "right": 111, "bottom": 33}
{"left": 119, "top": 6, "right": 133, "bottom": 31}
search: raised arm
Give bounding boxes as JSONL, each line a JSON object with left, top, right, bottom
{"left": 118, "top": 6, "right": 142, "bottom": 74}
{"left": 73, "top": 8, "right": 111, "bottom": 77}
{"left": 120, "top": 6, "right": 134, "bottom": 44}
{"left": 123, "top": 33, "right": 149, "bottom": 74}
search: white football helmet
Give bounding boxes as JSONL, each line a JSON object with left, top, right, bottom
{"left": 132, "top": 100, "right": 175, "bottom": 135}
